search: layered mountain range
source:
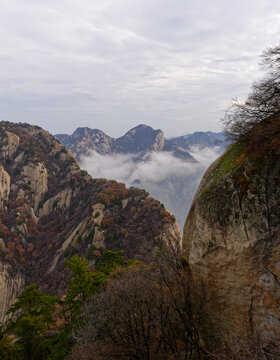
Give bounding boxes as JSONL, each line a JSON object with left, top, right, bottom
{"left": 0, "top": 122, "right": 181, "bottom": 323}
{"left": 56, "top": 125, "right": 226, "bottom": 228}
{"left": 56, "top": 125, "right": 226, "bottom": 161}
{"left": 0, "top": 117, "right": 279, "bottom": 352}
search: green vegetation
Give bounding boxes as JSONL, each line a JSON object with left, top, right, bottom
{"left": 63, "top": 248, "right": 69, "bottom": 257}
{"left": 84, "top": 230, "right": 94, "bottom": 243}
{"left": 117, "top": 215, "right": 124, "bottom": 225}
{"left": 71, "top": 247, "right": 205, "bottom": 360}
{"left": 201, "top": 141, "right": 244, "bottom": 196}
{"left": 0, "top": 251, "right": 138, "bottom": 359}
{"left": 15, "top": 168, "right": 21, "bottom": 176}
{"left": 2, "top": 284, "right": 58, "bottom": 360}
{"left": 94, "top": 211, "right": 100, "bottom": 218}
{"left": 86, "top": 245, "right": 96, "bottom": 260}
{"left": 0, "top": 331, "right": 23, "bottom": 360}
{"left": 52, "top": 200, "right": 58, "bottom": 209}
{"left": 81, "top": 170, "right": 88, "bottom": 176}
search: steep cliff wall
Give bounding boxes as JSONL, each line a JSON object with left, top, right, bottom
{"left": 0, "top": 261, "right": 24, "bottom": 323}
{"left": 0, "top": 121, "right": 181, "bottom": 322}
{"left": 0, "top": 166, "right": 10, "bottom": 210}
{"left": 183, "top": 135, "right": 280, "bottom": 349}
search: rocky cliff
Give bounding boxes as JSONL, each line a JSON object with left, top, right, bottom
{"left": 183, "top": 115, "right": 280, "bottom": 349}
{"left": 0, "top": 121, "right": 181, "bottom": 322}
{"left": 0, "top": 261, "right": 24, "bottom": 323}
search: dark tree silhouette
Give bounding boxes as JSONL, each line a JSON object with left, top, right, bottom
{"left": 223, "top": 44, "right": 280, "bottom": 141}
{"left": 70, "top": 247, "right": 206, "bottom": 360}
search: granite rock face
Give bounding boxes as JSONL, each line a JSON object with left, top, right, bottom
{"left": 0, "top": 121, "right": 181, "bottom": 323}
{"left": 0, "top": 261, "right": 24, "bottom": 323}
{"left": 183, "top": 138, "right": 280, "bottom": 349}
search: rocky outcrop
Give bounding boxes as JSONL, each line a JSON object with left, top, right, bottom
{"left": 92, "top": 203, "right": 106, "bottom": 248}
{"left": 0, "top": 261, "right": 24, "bottom": 323}
{"left": 40, "top": 188, "right": 72, "bottom": 217}
{"left": 183, "top": 139, "right": 280, "bottom": 349}
{"left": 22, "top": 162, "right": 48, "bottom": 210}
{"left": 0, "top": 121, "right": 182, "bottom": 321}
{"left": 0, "top": 166, "right": 10, "bottom": 210}
{"left": 2, "top": 131, "right": 20, "bottom": 159}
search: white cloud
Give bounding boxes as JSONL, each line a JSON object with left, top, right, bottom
{"left": 188, "top": 146, "right": 221, "bottom": 167}
{"left": 81, "top": 151, "right": 204, "bottom": 184}
{"left": 80, "top": 147, "right": 221, "bottom": 228}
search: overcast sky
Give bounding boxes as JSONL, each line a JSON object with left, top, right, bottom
{"left": 0, "top": 0, "right": 280, "bottom": 137}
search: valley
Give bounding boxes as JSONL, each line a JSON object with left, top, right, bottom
{"left": 56, "top": 125, "right": 226, "bottom": 228}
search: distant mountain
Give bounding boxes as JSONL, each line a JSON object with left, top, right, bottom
{"left": 56, "top": 127, "right": 115, "bottom": 159}
{"left": 116, "top": 124, "right": 164, "bottom": 154}
{"left": 56, "top": 124, "right": 196, "bottom": 162}
{"left": 170, "top": 131, "right": 227, "bottom": 151}
{"left": 56, "top": 126, "right": 226, "bottom": 229}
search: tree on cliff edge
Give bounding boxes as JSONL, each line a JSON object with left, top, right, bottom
{"left": 223, "top": 44, "right": 280, "bottom": 141}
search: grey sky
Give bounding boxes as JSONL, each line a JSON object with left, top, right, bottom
{"left": 0, "top": 0, "right": 280, "bottom": 137}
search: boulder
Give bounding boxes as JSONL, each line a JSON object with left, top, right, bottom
{"left": 183, "top": 139, "right": 280, "bottom": 349}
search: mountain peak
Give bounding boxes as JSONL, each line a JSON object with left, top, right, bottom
{"left": 125, "top": 124, "right": 161, "bottom": 134}
{"left": 117, "top": 124, "right": 164, "bottom": 153}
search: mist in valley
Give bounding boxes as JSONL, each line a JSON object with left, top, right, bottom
{"left": 81, "top": 147, "right": 222, "bottom": 229}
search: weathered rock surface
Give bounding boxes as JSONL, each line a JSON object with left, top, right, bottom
{"left": 183, "top": 137, "right": 280, "bottom": 349}
{"left": 0, "top": 261, "right": 24, "bottom": 323}
{"left": 0, "top": 121, "right": 181, "bottom": 322}
{"left": 0, "top": 165, "right": 10, "bottom": 210}
{"left": 22, "top": 162, "right": 48, "bottom": 210}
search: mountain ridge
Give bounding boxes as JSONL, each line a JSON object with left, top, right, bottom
{"left": 56, "top": 125, "right": 226, "bottom": 229}
{"left": 56, "top": 124, "right": 226, "bottom": 162}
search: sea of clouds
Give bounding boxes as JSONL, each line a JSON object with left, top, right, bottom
{"left": 80, "top": 146, "right": 222, "bottom": 229}
{"left": 81, "top": 146, "right": 221, "bottom": 185}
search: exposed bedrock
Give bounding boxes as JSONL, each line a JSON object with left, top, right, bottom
{"left": 183, "top": 141, "right": 280, "bottom": 349}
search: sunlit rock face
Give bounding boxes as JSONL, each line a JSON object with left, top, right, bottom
{"left": 183, "top": 132, "right": 280, "bottom": 350}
